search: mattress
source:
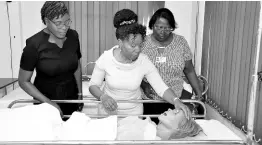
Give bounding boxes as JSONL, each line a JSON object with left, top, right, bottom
{"left": 177, "top": 119, "right": 242, "bottom": 141}
{"left": 0, "top": 87, "right": 33, "bottom": 109}
{"left": 0, "top": 82, "right": 98, "bottom": 115}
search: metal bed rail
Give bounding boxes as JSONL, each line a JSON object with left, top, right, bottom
{"left": 7, "top": 99, "right": 207, "bottom": 118}
{"left": 0, "top": 140, "right": 246, "bottom": 145}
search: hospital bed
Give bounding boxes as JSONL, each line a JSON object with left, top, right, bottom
{"left": 1, "top": 98, "right": 248, "bottom": 145}
{"left": 0, "top": 63, "right": 254, "bottom": 145}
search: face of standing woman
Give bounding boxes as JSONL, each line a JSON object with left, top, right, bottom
{"left": 45, "top": 14, "right": 71, "bottom": 39}
{"left": 119, "top": 34, "right": 144, "bottom": 61}
{"left": 152, "top": 17, "right": 172, "bottom": 42}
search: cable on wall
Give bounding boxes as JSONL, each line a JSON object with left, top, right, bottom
{"left": 194, "top": 1, "right": 199, "bottom": 68}
{"left": 206, "top": 11, "right": 212, "bottom": 80}
{"left": 6, "top": 1, "right": 14, "bottom": 79}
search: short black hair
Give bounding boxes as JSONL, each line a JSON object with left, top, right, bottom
{"left": 149, "top": 8, "right": 178, "bottom": 30}
{"left": 114, "top": 9, "right": 146, "bottom": 41}
{"left": 41, "top": 1, "right": 68, "bottom": 25}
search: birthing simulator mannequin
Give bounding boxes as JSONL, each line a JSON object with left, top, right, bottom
{"left": 117, "top": 108, "right": 202, "bottom": 140}
{"left": 0, "top": 103, "right": 200, "bottom": 141}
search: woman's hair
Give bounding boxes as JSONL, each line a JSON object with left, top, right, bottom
{"left": 41, "top": 1, "right": 68, "bottom": 25}
{"left": 169, "top": 118, "right": 202, "bottom": 139}
{"left": 113, "top": 9, "right": 146, "bottom": 41}
{"left": 148, "top": 8, "right": 178, "bottom": 31}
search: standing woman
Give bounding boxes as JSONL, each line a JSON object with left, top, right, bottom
{"left": 141, "top": 8, "right": 202, "bottom": 121}
{"left": 89, "top": 9, "right": 191, "bottom": 118}
{"left": 18, "top": 1, "right": 83, "bottom": 116}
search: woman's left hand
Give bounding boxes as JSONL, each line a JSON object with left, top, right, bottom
{"left": 174, "top": 99, "right": 192, "bottom": 120}
{"left": 78, "top": 94, "right": 84, "bottom": 111}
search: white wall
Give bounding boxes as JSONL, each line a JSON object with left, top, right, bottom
{"left": 195, "top": 2, "right": 205, "bottom": 75}
{"left": 0, "top": 2, "right": 12, "bottom": 78}
{"left": 0, "top": 1, "right": 44, "bottom": 78}
{"left": 20, "top": 1, "right": 45, "bottom": 48}
{"left": 165, "top": 1, "right": 205, "bottom": 75}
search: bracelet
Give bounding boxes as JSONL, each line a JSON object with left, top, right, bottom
{"left": 173, "top": 97, "right": 180, "bottom": 103}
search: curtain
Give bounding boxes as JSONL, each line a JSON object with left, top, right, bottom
{"left": 66, "top": 1, "right": 164, "bottom": 75}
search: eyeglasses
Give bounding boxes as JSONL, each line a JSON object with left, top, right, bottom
{"left": 49, "top": 19, "right": 72, "bottom": 28}
{"left": 154, "top": 25, "right": 172, "bottom": 32}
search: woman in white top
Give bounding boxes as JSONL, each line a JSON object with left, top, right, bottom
{"left": 89, "top": 9, "right": 191, "bottom": 118}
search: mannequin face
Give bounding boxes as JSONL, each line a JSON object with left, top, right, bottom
{"left": 156, "top": 109, "right": 186, "bottom": 140}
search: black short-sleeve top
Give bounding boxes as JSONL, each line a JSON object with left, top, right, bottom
{"left": 20, "top": 29, "right": 82, "bottom": 83}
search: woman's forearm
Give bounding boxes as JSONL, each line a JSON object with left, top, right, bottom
{"left": 185, "top": 71, "right": 202, "bottom": 96}
{"left": 74, "top": 61, "right": 82, "bottom": 94}
{"left": 18, "top": 81, "right": 51, "bottom": 103}
{"left": 162, "top": 88, "right": 179, "bottom": 105}
{"left": 89, "top": 85, "right": 104, "bottom": 100}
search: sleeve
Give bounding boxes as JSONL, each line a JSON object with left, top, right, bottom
{"left": 143, "top": 56, "right": 169, "bottom": 97}
{"left": 74, "top": 30, "right": 82, "bottom": 59}
{"left": 20, "top": 39, "right": 38, "bottom": 71}
{"left": 181, "top": 37, "right": 193, "bottom": 61}
{"left": 89, "top": 53, "right": 106, "bottom": 87}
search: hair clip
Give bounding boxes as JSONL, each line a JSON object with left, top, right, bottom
{"left": 212, "top": 103, "right": 216, "bottom": 108}
{"left": 227, "top": 116, "right": 232, "bottom": 122}
{"left": 120, "top": 19, "right": 136, "bottom": 26}
{"left": 253, "top": 134, "right": 261, "bottom": 143}
{"left": 241, "top": 126, "right": 247, "bottom": 133}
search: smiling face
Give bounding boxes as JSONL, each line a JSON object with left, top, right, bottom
{"left": 46, "top": 14, "right": 71, "bottom": 39}
{"left": 156, "top": 108, "right": 186, "bottom": 140}
{"left": 119, "top": 34, "right": 144, "bottom": 61}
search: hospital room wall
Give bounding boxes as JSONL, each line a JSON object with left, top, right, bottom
{"left": 0, "top": 1, "right": 44, "bottom": 79}
{"left": 67, "top": 1, "right": 204, "bottom": 75}
{"left": 165, "top": 1, "right": 205, "bottom": 75}
{"left": 67, "top": 1, "right": 166, "bottom": 75}
{"left": 0, "top": 1, "right": 204, "bottom": 77}
{"left": 201, "top": 1, "right": 262, "bottom": 141}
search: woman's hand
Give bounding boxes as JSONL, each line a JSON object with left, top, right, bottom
{"left": 78, "top": 93, "right": 84, "bottom": 111}
{"left": 48, "top": 101, "right": 63, "bottom": 117}
{"left": 174, "top": 99, "right": 192, "bottom": 120}
{"left": 100, "top": 94, "right": 118, "bottom": 111}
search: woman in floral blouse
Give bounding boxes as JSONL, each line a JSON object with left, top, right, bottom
{"left": 141, "top": 8, "right": 202, "bottom": 123}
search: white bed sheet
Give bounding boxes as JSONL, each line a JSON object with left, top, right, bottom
{"left": 177, "top": 119, "right": 242, "bottom": 141}
{"left": 0, "top": 87, "right": 33, "bottom": 109}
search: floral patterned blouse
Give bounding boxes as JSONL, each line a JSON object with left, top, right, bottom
{"left": 141, "top": 33, "right": 193, "bottom": 99}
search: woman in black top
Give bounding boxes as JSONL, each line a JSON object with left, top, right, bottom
{"left": 18, "top": 1, "right": 82, "bottom": 117}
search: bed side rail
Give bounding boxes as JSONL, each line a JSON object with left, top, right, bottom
{"left": 0, "top": 140, "right": 246, "bottom": 145}
{"left": 7, "top": 99, "right": 206, "bottom": 118}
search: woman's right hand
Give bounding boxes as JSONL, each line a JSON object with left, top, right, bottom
{"left": 48, "top": 101, "right": 63, "bottom": 117}
{"left": 100, "top": 94, "right": 118, "bottom": 111}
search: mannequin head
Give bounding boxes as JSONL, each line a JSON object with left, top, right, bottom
{"left": 156, "top": 109, "right": 202, "bottom": 140}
